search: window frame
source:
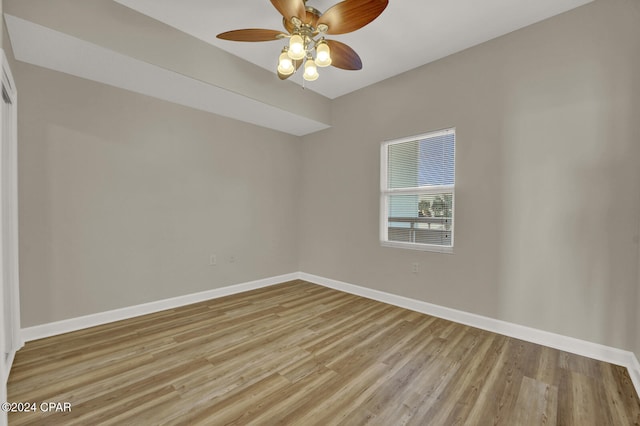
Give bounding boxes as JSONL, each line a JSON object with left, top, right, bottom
{"left": 380, "top": 128, "right": 456, "bottom": 253}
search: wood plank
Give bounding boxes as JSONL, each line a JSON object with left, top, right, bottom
{"left": 507, "top": 376, "right": 558, "bottom": 425}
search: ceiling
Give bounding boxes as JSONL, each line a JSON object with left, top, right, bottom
{"left": 4, "top": 0, "right": 593, "bottom": 135}
{"left": 114, "top": 0, "right": 593, "bottom": 99}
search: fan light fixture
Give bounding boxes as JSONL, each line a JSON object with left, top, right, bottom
{"left": 315, "top": 40, "right": 332, "bottom": 67}
{"left": 288, "top": 34, "right": 306, "bottom": 60}
{"left": 281, "top": 35, "right": 331, "bottom": 80}
{"left": 280, "top": 20, "right": 332, "bottom": 81}
{"left": 277, "top": 48, "right": 295, "bottom": 75}
{"left": 303, "top": 55, "right": 319, "bottom": 81}
{"left": 216, "top": 0, "right": 388, "bottom": 82}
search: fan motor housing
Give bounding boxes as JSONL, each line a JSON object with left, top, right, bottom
{"left": 283, "top": 6, "right": 323, "bottom": 35}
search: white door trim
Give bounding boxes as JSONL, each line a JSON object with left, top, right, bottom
{"left": 0, "top": 48, "right": 20, "bottom": 426}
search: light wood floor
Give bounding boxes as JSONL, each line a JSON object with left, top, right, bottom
{"left": 8, "top": 280, "right": 640, "bottom": 425}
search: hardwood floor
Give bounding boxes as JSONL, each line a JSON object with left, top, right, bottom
{"left": 7, "top": 280, "right": 640, "bottom": 425}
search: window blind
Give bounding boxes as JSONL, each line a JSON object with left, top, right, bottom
{"left": 381, "top": 128, "right": 455, "bottom": 251}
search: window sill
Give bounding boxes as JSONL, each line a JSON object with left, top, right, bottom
{"left": 380, "top": 240, "right": 454, "bottom": 254}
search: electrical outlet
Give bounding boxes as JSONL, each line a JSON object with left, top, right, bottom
{"left": 412, "top": 262, "right": 419, "bottom": 274}
{"left": 209, "top": 255, "right": 217, "bottom": 266}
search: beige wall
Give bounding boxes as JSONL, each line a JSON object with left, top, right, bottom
{"left": 12, "top": 57, "right": 301, "bottom": 327}
{"left": 299, "top": 0, "right": 640, "bottom": 352}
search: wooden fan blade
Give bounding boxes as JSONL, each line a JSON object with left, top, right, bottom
{"left": 318, "top": 0, "right": 388, "bottom": 35}
{"left": 271, "top": 0, "right": 307, "bottom": 22}
{"left": 278, "top": 59, "right": 304, "bottom": 80}
{"left": 217, "top": 29, "right": 286, "bottom": 42}
{"left": 325, "top": 40, "right": 362, "bottom": 70}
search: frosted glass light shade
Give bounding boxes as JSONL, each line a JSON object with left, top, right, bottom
{"left": 288, "top": 35, "right": 305, "bottom": 60}
{"left": 303, "top": 59, "right": 319, "bottom": 81}
{"left": 315, "top": 42, "right": 332, "bottom": 67}
{"left": 278, "top": 51, "right": 294, "bottom": 75}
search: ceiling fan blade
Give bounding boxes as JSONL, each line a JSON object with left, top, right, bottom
{"left": 278, "top": 59, "right": 304, "bottom": 80}
{"left": 318, "top": 0, "right": 388, "bottom": 35}
{"left": 271, "top": 0, "right": 307, "bottom": 23}
{"left": 217, "top": 29, "right": 286, "bottom": 42}
{"left": 325, "top": 40, "right": 362, "bottom": 70}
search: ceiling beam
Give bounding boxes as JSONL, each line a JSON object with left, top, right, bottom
{"left": 4, "top": 0, "right": 332, "bottom": 135}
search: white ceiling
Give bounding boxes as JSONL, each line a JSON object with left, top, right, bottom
{"left": 114, "top": 0, "right": 593, "bottom": 99}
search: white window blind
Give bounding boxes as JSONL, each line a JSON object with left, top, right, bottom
{"left": 380, "top": 128, "right": 455, "bottom": 252}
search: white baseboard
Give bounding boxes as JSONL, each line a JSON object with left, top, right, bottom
{"left": 19, "top": 271, "right": 640, "bottom": 398}
{"left": 630, "top": 353, "right": 640, "bottom": 397}
{"left": 20, "top": 272, "right": 299, "bottom": 342}
{"left": 299, "top": 272, "right": 640, "bottom": 398}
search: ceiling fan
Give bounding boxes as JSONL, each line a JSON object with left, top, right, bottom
{"left": 216, "top": 0, "right": 389, "bottom": 82}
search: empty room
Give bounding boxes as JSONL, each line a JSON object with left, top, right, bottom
{"left": 0, "top": 0, "right": 639, "bottom": 424}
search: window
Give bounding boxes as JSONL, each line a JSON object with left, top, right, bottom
{"left": 380, "top": 128, "right": 455, "bottom": 253}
